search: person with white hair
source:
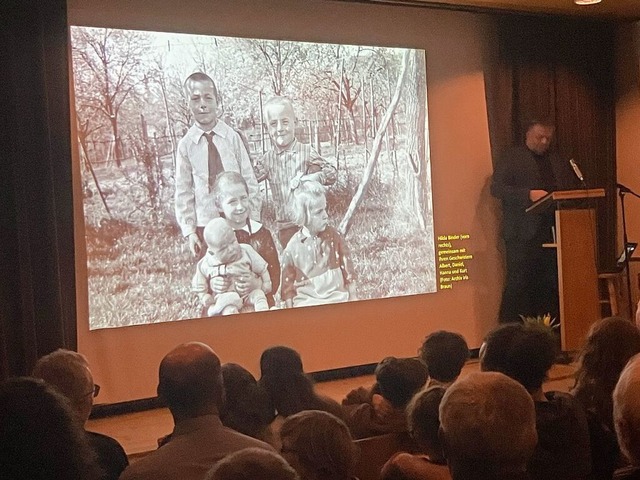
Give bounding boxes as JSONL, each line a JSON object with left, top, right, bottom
{"left": 33, "top": 349, "right": 128, "bottom": 480}
{"left": 439, "top": 371, "right": 538, "bottom": 480}
{"left": 613, "top": 353, "right": 640, "bottom": 479}
{"left": 205, "top": 448, "right": 299, "bottom": 480}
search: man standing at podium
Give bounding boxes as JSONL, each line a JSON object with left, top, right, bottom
{"left": 491, "top": 119, "right": 579, "bottom": 323}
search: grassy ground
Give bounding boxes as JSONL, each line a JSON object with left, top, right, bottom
{"left": 82, "top": 143, "right": 435, "bottom": 329}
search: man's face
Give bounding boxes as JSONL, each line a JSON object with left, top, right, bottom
{"left": 265, "top": 103, "right": 296, "bottom": 150}
{"left": 525, "top": 124, "right": 554, "bottom": 155}
{"left": 186, "top": 80, "right": 218, "bottom": 131}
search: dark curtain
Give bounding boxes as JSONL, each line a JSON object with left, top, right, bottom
{"left": 485, "top": 15, "right": 618, "bottom": 270}
{"left": 0, "top": 0, "right": 76, "bottom": 380}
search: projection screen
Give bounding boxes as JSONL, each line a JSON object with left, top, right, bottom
{"left": 70, "top": 26, "right": 435, "bottom": 330}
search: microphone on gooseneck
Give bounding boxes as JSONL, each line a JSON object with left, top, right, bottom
{"left": 569, "top": 159, "right": 585, "bottom": 184}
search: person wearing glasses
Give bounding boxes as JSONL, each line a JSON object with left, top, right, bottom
{"left": 32, "top": 348, "right": 128, "bottom": 480}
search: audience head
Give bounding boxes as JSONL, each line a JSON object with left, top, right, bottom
{"left": 439, "top": 372, "right": 537, "bottom": 480}
{"left": 0, "top": 377, "right": 101, "bottom": 480}
{"left": 261, "top": 345, "right": 304, "bottom": 376}
{"left": 574, "top": 316, "right": 640, "bottom": 427}
{"left": 157, "top": 342, "right": 223, "bottom": 420}
{"left": 418, "top": 330, "right": 469, "bottom": 384}
{"left": 374, "top": 357, "right": 428, "bottom": 409}
{"left": 205, "top": 448, "right": 299, "bottom": 480}
{"left": 32, "top": 348, "right": 98, "bottom": 423}
{"left": 259, "top": 345, "right": 317, "bottom": 417}
{"left": 480, "top": 322, "right": 557, "bottom": 393}
{"left": 280, "top": 410, "right": 358, "bottom": 480}
{"left": 220, "top": 363, "right": 275, "bottom": 438}
{"left": 406, "top": 385, "right": 447, "bottom": 463}
{"left": 614, "top": 353, "right": 640, "bottom": 466}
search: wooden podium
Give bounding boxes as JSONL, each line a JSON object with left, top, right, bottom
{"left": 526, "top": 188, "right": 606, "bottom": 351}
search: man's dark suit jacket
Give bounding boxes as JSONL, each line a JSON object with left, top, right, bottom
{"left": 491, "top": 145, "right": 578, "bottom": 243}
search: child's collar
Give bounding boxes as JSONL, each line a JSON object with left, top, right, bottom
{"left": 300, "top": 226, "right": 315, "bottom": 239}
{"left": 238, "top": 219, "right": 262, "bottom": 235}
{"left": 274, "top": 138, "right": 298, "bottom": 155}
{"left": 300, "top": 226, "right": 329, "bottom": 241}
{"left": 189, "top": 121, "right": 226, "bottom": 143}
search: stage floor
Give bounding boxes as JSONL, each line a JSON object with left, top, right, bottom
{"left": 86, "top": 359, "right": 577, "bottom": 458}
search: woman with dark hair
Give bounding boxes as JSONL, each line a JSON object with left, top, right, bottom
{"left": 381, "top": 385, "right": 451, "bottom": 480}
{"left": 220, "top": 363, "right": 275, "bottom": 442}
{"left": 258, "top": 346, "right": 344, "bottom": 420}
{"left": 280, "top": 410, "right": 358, "bottom": 480}
{"left": 572, "top": 316, "right": 640, "bottom": 479}
{"left": 0, "top": 377, "right": 102, "bottom": 480}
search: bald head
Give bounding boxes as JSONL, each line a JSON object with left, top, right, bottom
{"left": 614, "top": 353, "right": 640, "bottom": 465}
{"left": 440, "top": 372, "right": 537, "bottom": 479}
{"left": 158, "top": 342, "right": 223, "bottom": 419}
{"left": 32, "top": 349, "right": 94, "bottom": 423}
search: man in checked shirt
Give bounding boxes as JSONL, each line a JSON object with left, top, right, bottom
{"left": 254, "top": 96, "right": 337, "bottom": 248}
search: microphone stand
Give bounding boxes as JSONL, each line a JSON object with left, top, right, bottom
{"left": 617, "top": 183, "right": 640, "bottom": 319}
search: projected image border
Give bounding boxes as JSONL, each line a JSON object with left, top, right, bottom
{"left": 70, "top": 26, "right": 436, "bottom": 330}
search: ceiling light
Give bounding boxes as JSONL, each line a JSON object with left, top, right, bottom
{"left": 574, "top": 0, "right": 602, "bottom": 5}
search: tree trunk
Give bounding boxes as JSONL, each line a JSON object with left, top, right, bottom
{"left": 110, "top": 114, "right": 122, "bottom": 168}
{"left": 404, "top": 50, "right": 430, "bottom": 230}
{"left": 338, "top": 49, "right": 410, "bottom": 236}
{"left": 347, "top": 107, "right": 360, "bottom": 145}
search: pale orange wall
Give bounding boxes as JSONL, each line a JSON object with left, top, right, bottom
{"left": 68, "top": 0, "right": 502, "bottom": 404}
{"left": 616, "top": 22, "right": 640, "bottom": 313}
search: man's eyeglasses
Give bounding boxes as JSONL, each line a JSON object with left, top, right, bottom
{"left": 84, "top": 384, "right": 100, "bottom": 398}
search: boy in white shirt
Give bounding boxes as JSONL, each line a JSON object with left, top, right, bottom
{"left": 175, "top": 72, "right": 261, "bottom": 257}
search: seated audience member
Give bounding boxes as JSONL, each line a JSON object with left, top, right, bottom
{"left": 439, "top": 372, "right": 538, "bottom": 480}
{"left": 418, "top": 331, "right": 469, "bottom": 387}
{"left": 205, "top": 448, "right": 299, "bottom": 480}
{"left": 32, "top": 349, "right": 128, "bottom": 480}
{"left": 259, "top": 346, "right": 344, "bottom": 420}
{"left": 381, "top": 385, "right": 451, "bottom": 480}
{"left": 480, "top": 323, "right": 591, "bottom": 480}
{"left": 0, "top": 377, "right": 102, "bottom": 480}
{"left": 220, "top": 363, "right": 276, "bottom": 443}
{"left": 120, "top": 342, "right": 273, "bottom": 480}
{"left": 342, "top": 356, "right": 428, "bottom": 439}
{"left": 279, "top": 410, "right": 358, "bottom": 480}
{"left": 613, "top": 354, "right": 640, "bottom": 480}
{"left": 573, "top": 317, "right": 640, "bottom": 480}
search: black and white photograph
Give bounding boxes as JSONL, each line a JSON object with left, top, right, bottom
{"left": 70, "top": 26, "right": 435, "bottom": 330}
